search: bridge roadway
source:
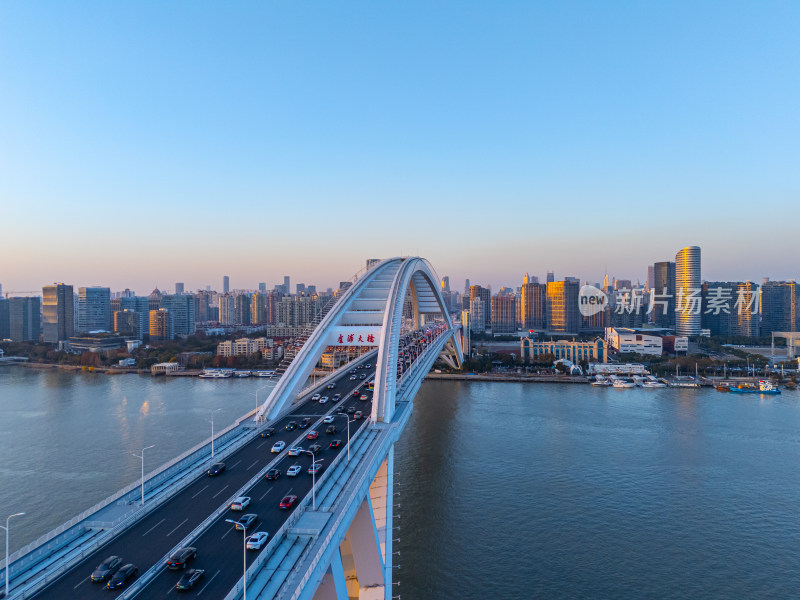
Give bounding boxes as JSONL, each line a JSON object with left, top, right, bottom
{"left": 33, "top": 364, "right": 376, "bottom": 600}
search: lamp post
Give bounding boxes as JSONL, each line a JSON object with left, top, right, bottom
{"left": 225, "top": 519, "right": 248, "bottom": 600}
{"left": 132, "top": 445, "right": 155, "bottom": 507}
{"left": 2, "top": 512, "right": 24, "bottom": 598}
{"left": 208, "top": 408, "right": 222, "bottom": 458}
{"left": 304, "top": 451, "right": 324, "bottom": 510}
{"left": 336, "top": 415, "right": 357, "bottom": 463}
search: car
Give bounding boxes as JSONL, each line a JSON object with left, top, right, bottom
{"left": 308, "top": 463, "right": 323, "bottom": 475}
{"left": 352, "top": 390, "right": 360, "bottom": 396}
{"left": 299, "top": 417, "right": 311, "bottom": 429}
{"left": 266, "top": 468, "right": 282, "bottom": 480}
{"left": 235, "top": 513, "right": 258, "bottom": 531}
{"left": 323, "top": 415, "right": 335, "bottom": 424}
{"left": 319, "top": 396, "right": 329, "bottom": 404}
{"left": 349, "top": 375, "right": 357, "bottom": 380}
{"left": 287, "top": 464, "right": 302, "bottom": 477}
{"left": 259, "top": 427, "right": 275, "bottom": 438}
{"left": 360, "top": 395, "right": 369, "bottom": 401}
{"left": 326, "top": 425, "right": 337, "bottom": 434}
{"left": 167, "top": 547, "right": 197, "bottom": 570}
{"left": 106, "top": 563, "right": 138, "bottom": 589}
{"left": 308, "top": 444, "right": 322, "bottom": 455}
{"left": 271, "top": 441, "right": 286, "bottom": 453}
{"left": 246, "top": 531, "right": 270, "bottom": 550}
{"left": 349, "top": 369, "right": 356, "bottom": 374}
{"left": 311, "top": 393, "right": 321, "bottom": 401}
{"left": 285, "top": 421, "right": 297, "bottom": 431}
{"left": 280, "top": 495, "right": 298, "bottom": 509}
{"left": 354, "top": 411, "right": 363, "bottom": 420}
{"left": 336, "top": 407, "right": 346, "bottom": 415}
{"left": 359, "top": 374, "right": 366, "bottom": 380}
{"left": 288, "top": 446, "right": 303, "bottom": 456}
{"left": 231, "top": 496, "right": 251, "bottom": 511}
{"left": 329, "top": 440, "right": 342, "bottom": 449}
{"left": 365, "top": 364, "right": 371, "bottom": 368}
{"left": 346, "top": 406, "right": 356, "bottom": 414}
{"left": 327, "top": 383, "right": 336, "bottom": 389}
{"left": 91, "top": 555, "right": 122, "bottom": 582}
{"left": 333, "top": 393, "right": 341, "bottom": 401}
{"left": 176, "top": 568, "right": 205, "bottom": 591}
{"left": 207, "top": 462, "right": 225, "bottom": 476}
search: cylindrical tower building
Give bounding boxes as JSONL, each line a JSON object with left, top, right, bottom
{"left": 675, "top": 246, "right": 701, "bottom": 336}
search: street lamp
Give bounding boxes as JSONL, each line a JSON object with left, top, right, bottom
{"left": 2, "top": 512, "right": 24, "bottom": 598}
{"left": 132, "top": 445, "right": 155, "bottom": 507}
{"left": 335, "top": 415, "right": 357, "bottom": 463}
{"left": 208, "top": 409, "right": 222, "bottom": 458}
{"left": 225, "top": 519, "right": 249, "bottom": 600}
{"left": 304, "top": 451, "right": 324, "bottom": 510}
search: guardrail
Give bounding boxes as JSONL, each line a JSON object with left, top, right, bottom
{"left": 220, "top": 421, "right": 372, "bottom": 600}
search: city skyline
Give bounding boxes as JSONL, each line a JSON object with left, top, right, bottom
{"left": 2, "top": 2, "right": 799, "bottom": 290}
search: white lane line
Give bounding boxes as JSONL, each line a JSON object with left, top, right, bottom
{"left": 258, "top": 487, "right": 274, "bottom": 502}
{"left": 230, "top": 459, "right": 242, "bottom": 469}
{"left": 256, "top": 441, "right": 268, "bottom": 449}
{"left": 142, "top": 518, "right": 166, "bottom": 537}
{"left": 191, "top": 484, "right": 209, "bottom": 499}
{"left": 166, "top": 581, "right": 174, "bottom": 594}
{"left": 166, "top": 518, "right": 188, "bottom": 537}
{"left": 73, "top": 577, "right": 88, "bottom": 590}
{"left": 197, "top": 569, "right": 221, "bottom": 595}
{"left": 246, "top": 459, "right": 259, "bottom": 471}
{"left": 212, "top": 484, "right": 229, "bottom": 499}
{"left": 221, "top": 525, "right": 234, "bottom": 540}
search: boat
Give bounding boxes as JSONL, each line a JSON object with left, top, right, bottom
{"left": 728, "top": 380, "right": 781, "bottom": 395}
{"left": 643, "top": 376, "right": 666, "bottom": 388}
{"left": 199, "top": 369, "right": 234, "bottom": 379}
{"left": 715, "top": 384, "right": 731, "bottom": 392}
{"left": 254, "top": 370, "right": 276, "bottom": 378}
{"left": 612, "top": 378, "right": 635, "bottom": 389}
{"left": 234, "top": 370, "right": 252, "bottom": 378}
{"left": 591, "top": 375, "right": 611, "bottom": 387}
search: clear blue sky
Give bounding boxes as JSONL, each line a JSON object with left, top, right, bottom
{"left": 1, "top": 1, "right": 798, "bottom": 293}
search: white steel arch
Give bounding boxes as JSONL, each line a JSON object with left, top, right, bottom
{"left": 256, "top": 257, "right": 461, "bottom": 424}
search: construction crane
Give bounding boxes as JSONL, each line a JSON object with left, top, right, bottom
{"left": 3, "top": 291, "right": 41, "bottom": 299}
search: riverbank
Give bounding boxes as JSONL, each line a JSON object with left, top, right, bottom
{"left": 426, "top": 372, "right": 589, "bottom": 383}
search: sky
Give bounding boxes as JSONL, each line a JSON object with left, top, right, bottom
{"left": 1, "top": 1, "right": 798, "bottom": 294}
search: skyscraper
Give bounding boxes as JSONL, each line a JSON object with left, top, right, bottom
{"left": 546, "top": 280, "right": 580, "bottom": 333}
{"left": 223, "top": 276, "right": 230, "bottom": 294}
{"left": 77, "top": 287, "right": 111, "bottom": 333}
{"left": 652, "top": 262, "right": 676, "bottom": 329}
{"left": 441, "top": 276, "right": 450, "bottom": 292}
{"left": 546, "top": 271, "right": 555, "bottom": 284}
{"left": 149, "top": 308, "right": 173, "bottom": 340}
{"left": 761, "top": 281, "right": 798, "bottom": 334}
{"left": 491, "top": 295, "right": 517, "bottom": 333}
{"left": 161, "top": 294, "right": 196, "bottom": 336}
{"left": 8, "top": 297, "right": 41, "bottom": 341}
{"left": 175, "top": 282, "right": 184, "bottom": 295}
{"left": 520, "top": 282, "right": 546, "bottom": 330}
{"left": 675, "top": 246, "right": 701, "bottom": 336}
{"left": 469, "top": 285, "right": 491, "bottom": 327}
{"left": 258, "top": 282, "right": 267, "bottom": 293}
{"left": 43, "top": 283, "right": 75, "bottom": 343}
{"left": 283, "top": 276, "right": 291, "bottom": 295}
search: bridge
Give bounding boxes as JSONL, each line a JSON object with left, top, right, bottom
{"left": 1, "top": 257, "right": 462, "bottom": 600}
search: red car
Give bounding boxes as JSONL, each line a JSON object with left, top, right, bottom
{"left": 354, "top": 411, "right": 363, "bottom": 420}
{"left": 306, "top": 431, "right": 319, "bottom": 440}
{"left": 352, "top": 390, "right": 360, "bottom": 396}
{"left": 279, "top": 495, "right": 298, "bottom": 509}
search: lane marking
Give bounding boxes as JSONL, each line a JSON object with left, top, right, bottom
{"left": 230, "top": 459, "right": 242, "bottom": 469}
{"left": 258, "top": 487, "right": 274, "bottom": 502}
{"left": 73, "top": 578, "right": 87, "bottom": 590}
{"left": 221, "top": 526, "right": 234, "bottom": 540}
{"left": 197, "top": 569, "right": 220, "bottom": 595}
{"left": 246, "top": 459, "right": 259, "bottom": 471}
{"left": 191, "top": 484, "right": 209, "bottom": 499}
{"left": 256, "top": 441, "right": 268, "bottom": 449}
{"left": 211, "top": 484, "right": 229, "bottom": 499}
{"left": 166, "top": 518, "right": 189, "bottom": 537}
{"left": 142, "top": 518, "right": 166, "bottom": 537}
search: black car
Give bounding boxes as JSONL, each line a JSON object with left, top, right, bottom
{"left": 207, "top": 462, "right": 225, "bottom": 476}
{"left": 359, "top": 374, "right": 366, "bottom": 379}
{"left": 299, "top": 418, "right": 312, "bottom": 429}
{"left": 330, "top": 439, "right": 342, "bottom": 449}
{"left": 91, "top": 556, "right": 122, "bottom": 582}
{"left": 106, "top": 564, "right": 138, "bottom": 589}
{"left": 326, "top": 425, "right": 337, "bottom": 434}
{"left": 286, "top": 421, "right": 297, "bottom": 431}
{"left": 166, "top": 547, "right": 197, "bottom": 570}
{"left": 266, "top": 468, "right": 282, "bottom": 480}
{"left": 346, "top": 407, "right": 356, "bottom": 414}
{"left": 327, "top": 383, "right": 336, "bottom": 389}
{"left": 259, "top": 428, "right": 275, "bottom": 438}
{"left": 235, "top": 514, "right": 258, "bottom": 531}
{"left": 176, "top": 569, "right": 205, "bottom": 591}
{"left": 308, "top": 444, "right": 322, "bottom": 455}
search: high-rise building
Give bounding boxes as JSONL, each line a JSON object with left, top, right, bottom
{"left": 149, "top": 308, "right": 173, "bottom": 340}
{"left": 675, "top": 246, "right": 701, "bottom": 336}
{"left": 761, "top": 281, "right": 799, "bottom": 334}
{"left": 8, "top": 297, "right": 41, "bottom": 341}
{"left": 42, "top": 283, "right": 75, "bottom": 343}
{"left": 235, "top": 293, "right": 251, "bottom": 324}
{"left": 520, "top": 282, "right": 546, "bottom": 330}
{"left": 114, "top": 310, "right": 139, "bottom": 337}
{"left": 258, "top": 282, "right": 267, "bottom": 293}
{"left": 296, "top": 283, "right": 306, "bottom": 296}
{"left": 652, "top": 262, "right": 676, "bottom": 329}
{"left": 283, "top": 276, "right": 291, "bottom": 295}
{"left": 77, "top": 287, "right": 111, "bottom": 333}
{"left": 469, "top": 285, "right": 491, "bottom": 327}
{"left": 175, "top": 282, "right": 184, "bottom": 295}
{"left": 464, "top": 279, "right": 470, "bottom": 296}
{"left": 223, "top": 276, "right": 230, "bottom": 294}
{"left": 546, "top": 280, "right": 580, "bottom": 333}
{"left": 647, "top": 266, "right": 655, "bottom": 291}
{"left": 546, "top": 271, "right": 555, "bottom": 284}
{"left": 441, "top": 276, "right": 450, "bottom": 292}
{"left": 491, "top": 295, "right": 517, "bottom": 334}
{"left": 735, "top": 282, "right": 760, "bottom": 338}
{"left": 218, "top": 294, "right": 235, "bottom": 325}
{"left": 468, "top": 297, "right": 485, "bottom": 333}
{"left": 119, "top": 296, "right": 149, "bottom": 339}
{"left": 148, "top": 288, "right": 163, "bottom": 312}
{"left": 0, "top": 298, "right": 9, "bottom": 340}
{"left": 161, "top": 294, "right": 196, "bottom": 336}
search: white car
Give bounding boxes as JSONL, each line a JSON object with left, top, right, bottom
{"left": 271, "top": 441, "right": 286, "bottom": 453}
{"left": 286, "top": 465, "right": 302, "bottom": 477}
{"left": 349, "top": 376, "right": 357, "bottom": 380}
{"left": 319, "top": 396, "right": 329, "bottom": 404}
{"left": 288, "top": 446, "right": 303, "bottom": 456}
{"left": 323, "top": 416, "right": 335, "bottom": 424}
{"left": 311, "top": 393, "right": 321, "bottom": 401}
{"left": 231, "top": 496, "right": 251, "bottom": 511}
{"left": 246, "top": 531, "right": 269, "bottom": 550}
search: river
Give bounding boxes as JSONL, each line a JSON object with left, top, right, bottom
{"left": 2, "top": 366, "right": 800, "bottom": 598}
